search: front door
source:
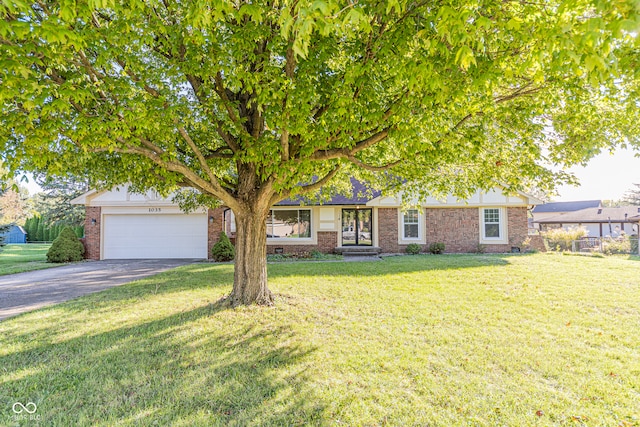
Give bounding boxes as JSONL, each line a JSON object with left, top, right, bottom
{"left": 341, "top": 208, "right": 373, "bottom": 246}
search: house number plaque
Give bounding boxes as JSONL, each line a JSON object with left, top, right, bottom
{"left": 148, "top": 208, "right": 161, "bottom": 212}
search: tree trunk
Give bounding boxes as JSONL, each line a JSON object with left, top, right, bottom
{"left": 230, "top": 206, "right": 274, "bottom": 306}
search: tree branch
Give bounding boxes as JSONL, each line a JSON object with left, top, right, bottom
{"left": 176, "top": 126, "right": 218, "bottom": 185}
{"left": 347, "top": 155, "right": 403, "bottom": 171}
{"left": 271, "top": 164, "right": 341, "bottom": 205}
{"left": 309, "top": 127, "right": 392, "bottom": 161}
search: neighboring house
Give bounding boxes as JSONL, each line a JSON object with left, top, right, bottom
{"left": 531, "top": 200, "right": 602, "bottom": 230}
{"left": 534, "top": 206, "right": 640, "bottom": 237}
{"left": 72, "top": 183, "right": 543, "bottom": 260}
{"left": 0, "top": 225, "right": 27, "bottom": 244}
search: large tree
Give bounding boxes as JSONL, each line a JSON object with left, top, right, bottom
{"left": 1, "top": 0, "right": 639, "bottom": 305}
{"left": 31, "top": 175, "right": 88, "bottom": 226}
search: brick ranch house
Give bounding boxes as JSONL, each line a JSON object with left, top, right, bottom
{"left": 72, "top": 183, "right": 543, "bottom": 260}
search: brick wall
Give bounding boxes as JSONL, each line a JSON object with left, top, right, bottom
{"left": 421, "top": 207, "right": 533, "bottom": 253}
{"left": 207, "top": 207, "right": 226, "bottom": 259}
{"left": 425, "top": 208, "right": 480, "bottom": 253}
{"left": 266, "top": 231, "right": 338, "bottom": 255}
{"left": 505, "top": 207, "right": 529, "bottom": 252}
{"left": 83, "top": 206, "right": 101, "bottom": 260}
{"left": 378, "top": 208, "right": 399, "bottom": 253}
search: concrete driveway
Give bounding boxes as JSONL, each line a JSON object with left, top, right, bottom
{"left": 0, "top": 259, "right": 198, "bottom": 321}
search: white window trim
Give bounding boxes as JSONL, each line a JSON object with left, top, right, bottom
{"left": 267, "top": 207, "right": 315, "bottom": 245}
{"left": 479, "top": 207, "right": 508, "bottom": 244}
{"left": 398, "top": 208, "right": 425, "bottom": 244}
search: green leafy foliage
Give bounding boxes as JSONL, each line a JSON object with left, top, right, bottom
{"left": 429, "top": 242, "right": 445, "bottom": 254}
{"left": 405, "top": 243, "right": 421, "bottom": 255}
{"left": 1, "top": 0, "right": 638, "bottom": 302}
{"left": 541, "top": 226, "right": 589, "bottom": 251}
{"left": 46, "top": 227, "right": 85, "bottom": 263}
{"left": 602, "top": 236, "right": 633, "bottom": 255}
{"left": 211, "top": 233, "right": 235, "bottom": 262}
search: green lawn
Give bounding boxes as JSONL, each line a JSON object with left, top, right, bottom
{"left": 0, "top": 244, "right": 54, "bottom": 276}
{"left": 1, "top": 254, "right": 639, "bottom": 426}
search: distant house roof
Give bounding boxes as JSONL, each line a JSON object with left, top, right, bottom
{"left": 535, "top": 206, "right": 640, "bottom": 224}
{"left": 276, "top": 178, "right": 382, "bottom": 206}
{"left": 532, "top": 200, "right": 602, "bottom": 213}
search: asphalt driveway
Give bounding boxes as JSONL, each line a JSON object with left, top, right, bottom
{"left": 0, "top": 259, "right": 198, "bottom": 321}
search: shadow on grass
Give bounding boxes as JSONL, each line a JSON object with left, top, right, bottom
{"left": 53, "top": 263, "right": 237, "bottom": 305}
{"left": 0, "top": 300, "right": 323, "bottom": 426}
{"left": 47, "top": 255, "right": 519, "bottom": 306}
{"left": 266, "top": 253, "right": 519, "bottom": 279}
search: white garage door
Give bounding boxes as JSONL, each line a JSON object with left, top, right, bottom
{"left": 103, "top": 214, "right": 208, "bottom": 259}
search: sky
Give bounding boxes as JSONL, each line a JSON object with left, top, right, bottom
{"left": 554, "top": 147, "right": 640, "bottom": 202}
{"left": 21, "top": 147, "right": 640, "bottom": 202}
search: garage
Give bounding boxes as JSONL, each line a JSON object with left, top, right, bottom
{"left": 102, "top": 213, "right": 208, "bottom": 259}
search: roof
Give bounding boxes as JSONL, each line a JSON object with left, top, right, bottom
{"left": 276, "top": 178, "right": 382, "bottom": 206}
{"left": 0, "top": 225, "right": 26, "bottom": 235}
{"left": 531, "top": 200, "right": 601, "bottom": 213}
{"left": 535, "top": 206, "right": 640, "bottom": 223}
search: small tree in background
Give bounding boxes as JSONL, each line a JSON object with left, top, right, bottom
{"left": 47, "top": 227, "right": 85, "bottom": 263}
{"left": 211, "top": 233, "right": 235, "bottom": 262}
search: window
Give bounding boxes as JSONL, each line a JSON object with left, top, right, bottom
{"left": 403, "top": 209, "right": 420, "bottom": 239}
{"left": 483, "top": 208, "right": 501, "bottom": 239}
{"left": 267, "top": 209, "right": 311, "bottom": 239}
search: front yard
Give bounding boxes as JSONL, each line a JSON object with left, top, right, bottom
{"left": 0, "top": 244, "right": 53, "bottom": 276}
{"left": 1, "top": 253, "right": 638, "bottom": 426}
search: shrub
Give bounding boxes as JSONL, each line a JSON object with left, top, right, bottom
{"left": 211, "top": 232, "right": 235, "bottom": 262}
{"left": 405, "top": 243, "right": 421, "bottom": 255}
{"left": 603, "top": 236, "right": 631, "bottom": 255}
{"left": 47, "top": 227, "right": 85, "bottom": 263}
{"left": 475, "top": 243, "right": 486, "bottom": 254}
{"left": 429, "top": 242, "right": 445, "bottom": 254}
{"left": 541, "top": 226, "right": 588, "bottom": 252}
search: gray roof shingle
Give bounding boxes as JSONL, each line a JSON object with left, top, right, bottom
{"left": 535, "top": 206, "right": 640, "bottom": 223}
{"left": 532, "top": 200, "right": 602, "bottom": 213}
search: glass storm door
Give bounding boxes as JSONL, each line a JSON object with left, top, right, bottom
{"left": 341, "top": 208, "right": 373, "bottom": 246}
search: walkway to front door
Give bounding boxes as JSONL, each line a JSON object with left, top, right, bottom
{"left": 341, "top": 208, "right": 373, "bottom": 246}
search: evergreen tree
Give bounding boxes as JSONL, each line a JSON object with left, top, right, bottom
{"left": 54, "top": 225, "right": 62, "bottom": 240}
{"left": 23, "top": 217, "right": 32, "bottom": 241}
{"left": 36, "top": 220, "right": 45, "bottom": 242}
{"left": 28, "top": 216, "right": 40, "bottom": 242}
{"left": 47, "top": 227, "right": 85, "bottom": 263}
{"left": 0, "top": 223, "right": 9, "bottom": 249}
